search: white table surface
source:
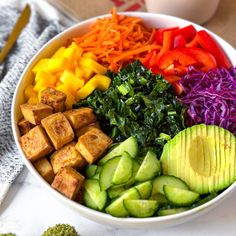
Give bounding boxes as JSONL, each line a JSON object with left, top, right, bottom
{"left": 1, "top": 168, "right": 236, "bottom": 236}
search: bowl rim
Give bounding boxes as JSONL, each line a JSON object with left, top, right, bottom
{"left": 11, "top": 11, "right": 236, "bottom": 225}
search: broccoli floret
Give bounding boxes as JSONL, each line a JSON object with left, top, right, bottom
{"left": 42, "top": 224, "right": 79, "bottom": 236}
{"left": 0, "top": 234, "right": 16, "bottom": 236}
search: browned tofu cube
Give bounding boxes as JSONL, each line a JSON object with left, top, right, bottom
{"left": 64, "top": 108, "right": 96, "bottom": 130}
{"left": 75, "top": 121, "right": 100, "bottom": 138}
{"left": 40, "top": 87, "right": 66, "bottom": 112}
{"left": 41, "top": 112, "right": 74, "bottom": 150}
{"left": 51, "top": 166, "right": 85, "bottom": 200}
{"left": 18, "top": 118, "right": 32, "bottom": 135}
{"left": 34, "top": 158, "right": 55, "bottom": 183}
{"left": 75, "top": 128, "right": 112, "bottom": 164}
{"left": 20, "top": 103, "right": 53, "bottom": 125}
{"left": 19, "top": 126, "right": 53, "bottom": 162}
{"left": 50, "top": 141, "right": 86, "bottom": 174}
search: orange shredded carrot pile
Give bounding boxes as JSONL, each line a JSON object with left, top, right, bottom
{"left": 74, "top": 8, "right": 160, "bottom": 72}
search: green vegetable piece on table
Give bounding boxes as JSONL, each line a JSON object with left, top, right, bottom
{"left": 41, "top": 224, "right": 79, "bottom": 236}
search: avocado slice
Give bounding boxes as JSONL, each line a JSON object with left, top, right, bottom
{"left": 160, "top": 124, "right": 236, "bottom": 194}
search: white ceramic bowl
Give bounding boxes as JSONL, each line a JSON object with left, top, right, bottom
{"left": 11, "top": 12, "right": 236, "bottom": 229}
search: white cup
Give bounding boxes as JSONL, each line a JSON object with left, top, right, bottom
{"left": 144, "top": 0, "right": 220, "bottom": 24}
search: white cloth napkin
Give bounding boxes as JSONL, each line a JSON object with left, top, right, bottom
{"left": 0, "top": 0, "right": 75, "bottom": 206}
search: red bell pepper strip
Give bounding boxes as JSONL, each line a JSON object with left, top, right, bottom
{"left": 197, "top": 30, "right": 232, "bottom": 69}
{"left": 155, "top": 30, "right": 174, "bottom": 64}
{"left": 163, "top": 64, "right": 188, "bottom": 76}
{"left": 159, "top": 49, "right": 197, "bottom": 70}
{"left": 173, "top": 34, "right": 186, "bottom": 48}
{"left": 183, "top": 48, "right": 217, "bottom": 71}
{"left": 164, "top": 75, "right": 181, "bottom": 83}
{"left": 186, "top": 34, "right": 199, "bottom": 48}
{"left": 155, "top": 27, "right": 179, "bottom": 45}
{"left": 174, "top": 25, "right": 197, "bottom": 42}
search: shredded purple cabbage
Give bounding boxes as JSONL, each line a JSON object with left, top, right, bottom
{"left": 178, "top": 66, "right": 236, "bottom": 135}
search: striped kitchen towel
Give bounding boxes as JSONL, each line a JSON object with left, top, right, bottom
{"left": 0, "top": 3, "right": 71, "bottom": 206}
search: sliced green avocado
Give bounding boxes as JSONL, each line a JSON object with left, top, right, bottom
{"left": 160, "top": 124, "right": 236, "bottom": 194}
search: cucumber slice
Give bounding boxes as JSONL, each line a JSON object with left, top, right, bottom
{"left": 135, "top": 181, "right": 152, "bottom": 199}
{"left": 124, "top": 200, "right": 159, "bottom": 218}
{"left": 99, "top": 137, "right": 138, "bottom": 165}
{"left": 99, "top": 156, "right": 120, "bottom": 191}
{"left": 124, "top": 160, "right": 140, "bottom": 188}
{"left": 158, "top": 208, "right": 188, "bottom": 216}
{"left": 91, "top": 166, "right": 102, "bottom": 180}
{"left": 84, "top": 179, "right": 107, "bottom": 210}
{"left": 135, "top": 151, "right": 160, "bottom": 182}
{"left": 108, "top": 186, "right": 126, "bottom": 199}
{"left": 191, "top": 192, "right": 218, "bottom": 208}
{"left": 112, "top": 152, "right": 133, "bottom": 185}
{"left": 83, "top": 190, "right": 98, "bottom": 210}
{"left": 105, "top": 188, "right": 140, "bottom": 217}
{"left": 149, "top": 193, "right": 168, "bottom": 204}
{"left": 91, "top": 172, "right": 100, "bottom": 180}
{"left": 85, "top": 165, "right": 97, "bottom": 178}
{"left": 152, "top": 175, "right": 189, "bottom": 195}
{"left": 164, "top": 185, "right": 200, "bottom": 206}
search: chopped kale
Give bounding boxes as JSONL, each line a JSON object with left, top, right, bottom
{"left": 73, "top": 60, "right": 185, "bottom": 157}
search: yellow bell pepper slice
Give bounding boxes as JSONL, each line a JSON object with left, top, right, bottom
{"left": 82, "top": 52, "right": 97, "bottom": 61}
{"left": 69, "top": 42, "right": 83, "bottom": 60}
{"left": 32, "top": 59, "right": 50, "bottom": 75}
{"left": 47, "top": 57, "right": 69, "bottom": 73}
{"left": 27, "top": 96, "right": 39, "bottom": 104}
{"left": 75, "top": 66, "right": 93, "bottom": 81}
{"left": 52, "top": 46, "right": 66, "bottom": 58}
{"left": 60, "top": 70, "right": 84, "bottom": 93}
{"left": 94, "top": 74, "right": 112, "bottom": 90}
{"left": 76, "top": 74, "right": 111, "bottom": 100}
{"left": 65, "top": 92, "right": 76, "bottom": 110}
{"left": 24, "top": 84, "right": 37, "bottom": 100}
{"left": 78, "top": 57, "right": 107, "bottom": 75}
{"left": 34, "top": 71, "right": 57, "bottom": 92}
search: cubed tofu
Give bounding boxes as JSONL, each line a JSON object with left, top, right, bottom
{"left": 64, "top": 107, "right": 96, "bottom": 130}
{"left": 20, "top": 103, "right": 53, "bottom": 125}
{"left": 75, "top": 128, "right": 112, "bottom": 164}
{"left": 51, "top": 166, "right": 85, "bottom": 200}
{"left": 50, "top": 141, "right": 86, "bottom": 174}
{"left": 19, "top": 126, "right": 53, "bottom": 162}
{"left": 34, "top": 158, "right": 55, "bottom": 183}
{"left": 40, "top": 87, "right": 66, "bottom": 112}
{"left": 75, "top": 121, "right": 100, "bottom": 138}
{"left": 41, "top": 112, "right": 74, "bottom": 150}
{"left": 18, "top": 118, "right": 32, "bottom": 135}
{"left": 75, "top": 185, "right": 84, "bottom": 204}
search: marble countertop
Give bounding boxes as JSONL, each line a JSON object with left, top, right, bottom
{"left": 1, "top": 168, "right": 236, "bottom": 235}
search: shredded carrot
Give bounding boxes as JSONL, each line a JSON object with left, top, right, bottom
{"left": 73, "top": 8, "right": 157, "bottom": 72}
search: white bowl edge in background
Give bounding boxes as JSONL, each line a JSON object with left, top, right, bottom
{"left": 11, "top": 12, "right": 236, "bottom": 229}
